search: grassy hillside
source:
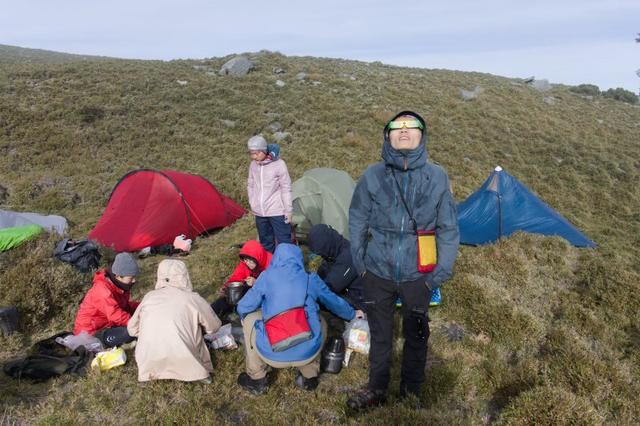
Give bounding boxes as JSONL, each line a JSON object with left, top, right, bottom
{"left": 0, "top": 46, "right": 639, "bottom": 425}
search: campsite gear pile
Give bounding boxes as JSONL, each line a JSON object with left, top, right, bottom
{"left": 89, "top": 169, "right": 245, "bottom": 252}
{"left": 0, "top": 306, "right": 19, "bottom": 336}
{"left": 54, "top": 239, "right": 101, "bottom": 272}
{"left": 3, "top": 332, "right": 92, "bottom": 382}
{"left": 321, "top": 336, "right": 346, "bottom": 374}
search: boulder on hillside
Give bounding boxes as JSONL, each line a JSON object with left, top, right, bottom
{"left": 275, "top": 80, "right": 286, "bottom": 87}
{"left": 296, "top": 72, "right": 307, "bottom": 81}
{"left": 219, "top": 56, "right": 254, "bottom": 76}
{"left": 529, "top": 78, "right": 551, "bottom": 92}
{"left": 460, "top": 85, "right": 484, "bottom": 101}
{"left": 273, "top": 131, "right": 290, "bottom": 141}
{"left": 273, "top": 67, "right": 286, "bottom": 74}
{"left": 268, "top": 122, "right": 282, "bottom": 132}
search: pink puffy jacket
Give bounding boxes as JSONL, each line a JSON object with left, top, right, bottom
{"left": 247, "top": 158, "right": 292, "bottom": 217}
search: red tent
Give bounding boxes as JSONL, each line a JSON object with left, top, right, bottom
{"left": 89, "top": 169, "right": 245, "bottom": 252}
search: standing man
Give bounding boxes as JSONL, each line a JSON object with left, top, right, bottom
{"left": 347, "top": 111, "right": 459, "bottom": 409}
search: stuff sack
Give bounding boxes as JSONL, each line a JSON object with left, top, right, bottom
{"left": 264, "top": 307, "right": 312, "bottom": 352}
{"left": 54, "top": 239, "right": 101, "bottom": 272}
{"left": 3, "top": 332, "right": 92, "bottom": 382}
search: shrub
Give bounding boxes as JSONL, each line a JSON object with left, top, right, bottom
{"left": 569, "top": 84, "right": 600, "bottom": 97}
{"left": 602, "top": 87, "right": 639, "bottom": 104}
{"left": 0, "top": 234, "right": 92, "bottom": 330}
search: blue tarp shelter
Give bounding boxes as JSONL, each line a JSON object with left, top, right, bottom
{"left": 457, "top": 167, "right": 596, "bottom": 248}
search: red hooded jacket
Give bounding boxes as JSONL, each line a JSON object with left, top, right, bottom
{"left": 224, "top": 240, "right": 272, "bottom": 287}
{"left": 73, "top": 269, "right": 140, "bottom": 335}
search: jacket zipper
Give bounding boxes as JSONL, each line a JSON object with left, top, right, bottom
{"left": 259, "top": 165, "right": 265, "bottom": 216}
{"left": 395, "top": 171, "right": 409, "bottom": 283}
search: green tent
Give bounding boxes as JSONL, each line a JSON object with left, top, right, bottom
{"left": 291, "top": 168, "right": 355, "bottom": 242}
{"left": 0, "top": 224, "right": 42, "bottom": 252}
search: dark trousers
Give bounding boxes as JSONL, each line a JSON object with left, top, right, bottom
{"left": 255, "top": 215, "right": 292, "bottom": 253}
{"left": 363, "top": 272, "right": 431, "bottom": 394}
{"left": 211, "top": 297, "right": 234, "bottom": 320}
{"left": 94, "top": 326, "right": 135, "bottom": 348}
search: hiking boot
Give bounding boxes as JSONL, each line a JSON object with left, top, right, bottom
{"left": 346, "top": 389, "right": 387, "bottom": 411}
{"left": 237, "top": 372, "right": 267, "bottom": 395}
{"left": 294, "top": 372, "right": 318, "bottom": 391}
{"left": 429, "top": 287, "right": 441, "bottom": 307}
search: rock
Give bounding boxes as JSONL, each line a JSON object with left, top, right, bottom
{"left": 296, "top": 72, "right": 307, "bottom": 81}
{"left": 273, "top": 67, "right": 286, "bottom": 74}
{"left": 205, "top": 71, "right": 217, "bottom": 77}
{"left": 312, "top": 81, "right": 322, "bottom": 86}
{"left": 192, "top": 65, "right": 211, "bottom": 71}
{"left": 552, "top": 156, "right": 564, "bottom": 165}
{"left": 510, "top": 82, "right": 523, "bottom": 87}
{"left": 350, "top": 75, "right": 356, "bottom": 81}
{"left": 441, "top": 322, "right": 465, "bottom": 342}
{"left": 460, "top": 86, "right": 484, "bottom": 101}
{"left": 0, "top": 184, "right": 8, "bottom": 204}
{"left": 529, "top": 79, "right": 551, "bottom": 92}
{"left": 596, "top": 119, "right": 604, "bottom": 124}
{"left": 273, "top": 131, "right": 290, "bottom": 141}
{"left": 275, "top": 80, "right": 286, "bottom": 87}
{"left": 218, "top": 56, "right": 254, "bottom": 76}
{"left": 222, "top": 120, "right": 235, "bottom": 128}
{"left": 268, "top": 122, "right": 282, "bottom": 132}
{"left": 176, "top": 80, "right": 188, "bottom": 86}
{"left": 523, "top": 76, "right": 535, "bottom": 84}
{"left": 463, "top": 157, "right": 472, "bottom": 162}
{"left": 543, "top": 96, "right": 556, "bottom": 105}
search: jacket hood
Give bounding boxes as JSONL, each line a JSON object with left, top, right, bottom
{"left": 269, "top": 243, "right": 305, "bottom": 272}
{"left": 308, "top": 224, "right": 347, "bottom": 260}
{"left": 382, "top": 110, "right": 428, "bottom": 170}
{"left": 239, "top": 240, "right": 271, "bottom": 270}
{"left": 155, "top": 259, "right": 193, "bottom": 291}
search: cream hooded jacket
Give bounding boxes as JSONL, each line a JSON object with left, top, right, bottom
{"left": 127, "top": 259, "right": 221, "bottom": 382}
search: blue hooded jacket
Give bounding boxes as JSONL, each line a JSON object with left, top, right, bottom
{"left": 349, "top": 111, "right": 460, "bottom": 288}
{"left": 237, "top": 243, "right": 355, "bottom": 363}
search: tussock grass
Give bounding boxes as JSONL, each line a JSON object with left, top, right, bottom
{"left": 1, "top": 49, "right": 639, "bottom": 424}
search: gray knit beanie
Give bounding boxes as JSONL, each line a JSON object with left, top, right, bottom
{"left": 111, "top": 253, "right": 139, "bottom": 277}
{"left": 247, "top": 135, "right": 268, "bottom": 152}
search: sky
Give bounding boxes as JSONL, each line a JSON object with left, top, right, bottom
{"left": 1, "top": 0, "right": 639, "bottom": 92}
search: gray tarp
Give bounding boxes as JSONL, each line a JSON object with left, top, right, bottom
{"left": 0, "top": 209, "right": 68, "bottom": 235}
{"left": 291, "top": 168, "right": 355, "bottom": 241}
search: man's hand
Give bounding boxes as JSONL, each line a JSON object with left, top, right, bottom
{"left": 354, "top": 310, "right": 365, "bottom": 319}
{"left": 245, "top": 276, "right": 256, "bottom": 287}
{"left": 284, "top": 213, "right": 293, "bottom": 224}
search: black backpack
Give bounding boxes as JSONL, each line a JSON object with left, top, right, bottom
{"left": 54, "top": 239, "right": 101, "bottom": 273}
{"left": 3, "top": 332, "right": 92, "bottom": 382}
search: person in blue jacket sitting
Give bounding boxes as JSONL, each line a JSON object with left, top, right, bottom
{"left": 236, "top": 243, "right": 363, "bottom": 394}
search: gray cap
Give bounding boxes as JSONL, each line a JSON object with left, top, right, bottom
{"left": 111, "top": 253, "right": 139, "bottom": 277}
{"left": 247, "top": 135, "right": 268, "bottom": 152}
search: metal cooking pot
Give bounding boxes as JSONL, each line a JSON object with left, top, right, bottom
{"left": 225, "top": 281, "right": 248, "bottom": 306}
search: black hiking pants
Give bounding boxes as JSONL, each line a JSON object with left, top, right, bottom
{"left": 363, "top": 272, "right": 431, "bottom": 394}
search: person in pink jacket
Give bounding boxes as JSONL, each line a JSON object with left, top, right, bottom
{"left": 246, "top": 135, "right": 293, "bottom": 253}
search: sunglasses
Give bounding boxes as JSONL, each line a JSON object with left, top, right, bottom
{"left": 386, "top": 119, "right": 424, "bottom": 131}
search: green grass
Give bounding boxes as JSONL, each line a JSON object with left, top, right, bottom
{"left": 1, "top": 47, "right": 639, "bottom": 425}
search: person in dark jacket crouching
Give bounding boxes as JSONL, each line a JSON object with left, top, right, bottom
{"left": 236, "top": 243, "right": 363, "bottom": 394}
{"left": 307, "top": 224, "right": 364, "bottom": 310}
{"left": 347, "top": 110, "right": 459, "bottom": 409}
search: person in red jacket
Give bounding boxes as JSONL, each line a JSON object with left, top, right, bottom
{"left": 73, "top": 253, "right": 141, "bottom": 348}
{"left": 211, "top": 240, "right": 272, "bottom": 319}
